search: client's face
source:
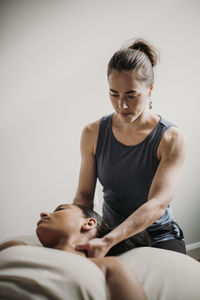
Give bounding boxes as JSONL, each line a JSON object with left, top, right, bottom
{"left": 36, "top": 204, "right": 89, "bottom": 247}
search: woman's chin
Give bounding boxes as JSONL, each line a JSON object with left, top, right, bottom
{"left": 36, "top": 226, "right": 55, "bottom": 248}
{"left": 117, "top": 112, "right": 136, "bottom": 123}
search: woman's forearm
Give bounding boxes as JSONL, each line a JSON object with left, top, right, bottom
{"left": 73, "top": 194, "right": 94, "bottom": 210}
{"left": 103, "top": 198, "right": 163, "bottom": 248}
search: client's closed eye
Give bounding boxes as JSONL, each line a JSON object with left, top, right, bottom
{"left": 54, "top": 204, "right": 70, "bottom": 212}
{"left": 54, "top": 207, "right": 64, "bottom": 212}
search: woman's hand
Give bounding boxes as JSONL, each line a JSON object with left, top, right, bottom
{"left": 74, "top": 237, "right": 111, "bottom": 258}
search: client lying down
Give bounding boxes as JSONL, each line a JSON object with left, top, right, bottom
{"left": 0, "top": 203, "right": 151, "bottom": 300}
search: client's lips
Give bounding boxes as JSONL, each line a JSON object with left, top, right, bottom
{"left": 37, "top": 218, "right": 49, "bottom": 226}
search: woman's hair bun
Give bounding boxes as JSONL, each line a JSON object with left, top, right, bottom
{"left": 124, "top": 38, "right": 160, "bottom": 68}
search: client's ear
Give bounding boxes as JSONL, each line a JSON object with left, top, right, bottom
{"left": 81, "top": 218, "right": 97, "bottom": 232}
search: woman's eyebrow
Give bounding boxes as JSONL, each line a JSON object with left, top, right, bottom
{"left": 110, "top": 88, "right": 138, "bottom": 94}
{"left": 54, "top": 204, "right": 70, "bottom": 211}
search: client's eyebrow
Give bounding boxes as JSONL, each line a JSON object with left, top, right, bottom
{"left": 54, "top": 204, "right": 70, "bottom": 211}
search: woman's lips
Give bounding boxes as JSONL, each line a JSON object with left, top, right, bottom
{"left": 37, "top": 218, "right": 49, "bottom": 226}
{"left": 119, "top": 112, "right": 131, "bottom": 117}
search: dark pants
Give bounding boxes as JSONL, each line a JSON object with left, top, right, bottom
{"left": 153, "top": 238, "right": 186, "bottom": 254}
{"left": 150, "top": 221, "right": 187, "bottom": 255}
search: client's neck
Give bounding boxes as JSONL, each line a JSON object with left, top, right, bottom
{"left": 53, "top": 236, "right": 89, "bottom": 257}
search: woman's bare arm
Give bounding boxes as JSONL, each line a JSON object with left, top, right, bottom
{"left": 73, "top": 121, "right": 99, "bottom": 209}
{"left": 0, "top": 240, "right": 27, "bottom": 251}
{"left": 90, "top": 256, "right": 147, "bottom": 300}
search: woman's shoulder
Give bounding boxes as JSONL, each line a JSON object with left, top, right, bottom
{"left": 81, "top": 118, "right": 102, "bottom": 155}
{"left": 82, "top": 114, "right": 113, "bottom": 155}
{"left": 82, "top": 118, "right": 101, "bottom": 139}
{"left": 158, "top": 117, "right": 186, "bottom": 145}
{"left": 157, "top": 123, "right": 187, "bottom": 160}
{"left": 83, "top": 113, "right": 112, "bottom": 138}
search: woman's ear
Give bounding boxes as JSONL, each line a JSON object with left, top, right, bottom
{"left": 148, "top": 83, "right": 154, "bottom": 97}
{"left": 81, "top": 218, "right": 97, "bottom": 232}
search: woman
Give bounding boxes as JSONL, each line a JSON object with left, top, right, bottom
{"left": 0, "top": 204, "right": 147, "bottom": 300}
{"left": 73, "top": 38, "right": 187, "bottom": 257}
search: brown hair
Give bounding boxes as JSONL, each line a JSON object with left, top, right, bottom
{"left": 74, "top": 204, "right": 152, "bottom": 256}
{"left": 107, "top": 38, "right": 160, "bottom": 87}
{"left": 74, "top": 204, "right": 110, "bottom": 238}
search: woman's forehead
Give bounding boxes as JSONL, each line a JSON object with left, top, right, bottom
{"left": 109, "top": 70, "right": 145, "bottom": 89}
{"left": 109, "top": 69, "right": 138, "bottom": 81}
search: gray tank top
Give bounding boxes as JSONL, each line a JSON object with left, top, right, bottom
{"left": 95, "top": 112, "right": 182, "bottom": 243}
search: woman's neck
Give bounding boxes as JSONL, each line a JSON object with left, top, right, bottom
{"left": 53, "top": 236, "right": 88, "bottom": 257}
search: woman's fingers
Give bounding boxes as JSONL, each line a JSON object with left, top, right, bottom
{"left": 74, "top": 243, "right": 89, "bottom": 250}
{"left": 74, "top": 238, "right": 109, "bottom": 258}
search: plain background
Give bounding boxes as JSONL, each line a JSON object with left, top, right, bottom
{"left": 1, "top": 0, "right": 200, "bottom": 247}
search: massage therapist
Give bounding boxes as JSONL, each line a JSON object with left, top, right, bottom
{"left": 73, "top": 38, "right": 187, "bottom": 257}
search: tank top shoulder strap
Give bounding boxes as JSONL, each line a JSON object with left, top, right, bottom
{"left": 151, "top": 115, "right": 177, "bottom": 160}
{"left": 159, "top": 115, "right": 177, "bottom": 128}
{"left": 95, "top": 113, "right": 113, "bottom": 158}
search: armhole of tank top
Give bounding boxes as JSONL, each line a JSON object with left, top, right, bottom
{"left": 153, "top": 124, "right": 177, "bottom": 162}
{"left": 94, "top": 116, "right": 105, "bottom": 158}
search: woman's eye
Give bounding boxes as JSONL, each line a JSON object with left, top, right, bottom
{"left": 110, "top": 94, "right": 137, "bottom": 99}
{"left": 54, "top": 207, "right": 64, "bottom": 212}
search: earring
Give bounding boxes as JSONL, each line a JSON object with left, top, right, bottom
{"left": 149, "top": 97, "right": 152, "bottom": 110}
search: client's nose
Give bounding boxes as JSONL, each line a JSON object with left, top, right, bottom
{"left": 40, "top": 212, "right": 51, "bottom": 218}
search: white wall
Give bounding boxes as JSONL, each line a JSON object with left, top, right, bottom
{"left": 1, "top": 0, "right": 200, "bottom": 246}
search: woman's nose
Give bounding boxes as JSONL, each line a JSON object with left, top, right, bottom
{"left": 40, "top": 212, "right": 51, "bottom": 218}
{"left": 119, "top": 97, "right": 128, "bottom": 109}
